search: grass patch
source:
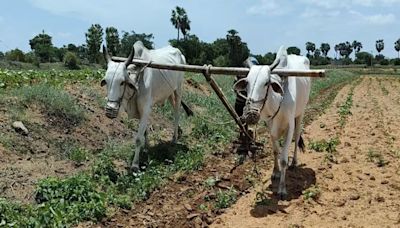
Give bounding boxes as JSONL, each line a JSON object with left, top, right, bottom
{"left": 12, "top": 84, "right": 85, "bottom": 125}
{"left": 337, "top": 80, "right": 359, "bottom": 127}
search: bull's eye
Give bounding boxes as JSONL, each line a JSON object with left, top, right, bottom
{"left": 120, "top": 81, "right": 125, "bottom": 86}
{"left": 127, "top": 83, "right": 135, "bottom": 90}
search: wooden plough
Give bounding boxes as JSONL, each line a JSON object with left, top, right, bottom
{"left": 112, "top": 56, "right": 325, "bottom": 155}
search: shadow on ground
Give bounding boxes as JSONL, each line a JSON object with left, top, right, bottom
{"left": 250, "top": 165, "right": 316, "bottom": 218}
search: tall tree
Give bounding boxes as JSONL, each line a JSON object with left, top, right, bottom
{"left": 334, "top": 44, "right": 339, "bottom": 59}
{"left": 352, "top": 40, "right": 363, "bottom": 53}
{"left": 337, "top": 42, "right": 353, "bottom": 59}
{"left": 314, "top": 49, "right": 321, "bottom": 58}
{"left": 394, "top": 38, "right": 400, "bottom": 58}
{"left": 120, "top": 31, "right": 154, "bottom": 56}
{"left": 170, "top": 6, "right": 191, "bottom": 40}
{"left": 29, "top": 30, "right": 54, "bottom": 62}
{"left": 320, "top": 43, "right": 331, "bottom": 57}
{"left": 375, "top": 39, "right": 384, "bottom": 54}
{"left": 105, "top": 27, "right": 120, "bottom": 56}
{"left": 287, "top": 46, "right": 301, "bottom": 55}
{"left": 85, "top": 24, "right": 104, "bottom": 63}
{"left": 226, "top": 29, "right": 249, "bottom": 67}
{"left": 305, "top": 42, "right": 316, "bottom": 56}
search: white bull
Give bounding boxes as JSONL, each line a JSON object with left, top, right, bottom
{"left": 234, "top": 46, "right": 311, "bottom": 199}
{"left": 101, "top": 41, "right": 192, "bottom": 172}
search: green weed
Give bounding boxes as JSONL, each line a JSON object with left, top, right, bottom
{"left": 214, "top": 187, "right": 238, "bottom": 209}
{"left": 367, "top": 149, "right": 388, "bottom": 167}
{"left": 303, "top": 185, "right": 321, "bottom": 201}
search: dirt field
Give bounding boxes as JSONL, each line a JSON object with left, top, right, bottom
{"left": 212, "top": 76, "right": 400, "bottom": 228}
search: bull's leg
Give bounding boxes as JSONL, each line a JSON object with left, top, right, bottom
{"left": 278, "top": 118, "right": 295, "bottom": 200}
{"left": 131, "top": 104, "right": 151, "bottom": 173}
{"left": 171, "top": 87, "right": 182, "bottom": 143}
{"left": 290, "top": 114, "right": 304, "bottom": 168}
{"left": 271, "top": 137, "right": 281, "bottom": 180}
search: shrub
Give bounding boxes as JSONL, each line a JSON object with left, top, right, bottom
{"left": 64, "top": 51, "right": 79, "bottom": 69}
{"left": 15, "top": 84, "right": 85, "bottom": 125}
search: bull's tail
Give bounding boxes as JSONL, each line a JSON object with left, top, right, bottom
{"left": 298, "top": 135, "right": 305, "bottom": 152}
{"left": 181, "top": 101, "right": 194, "bottom": 117}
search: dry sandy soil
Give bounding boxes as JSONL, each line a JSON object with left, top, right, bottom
{"left": 212, "top": 76, "right": 400, "bottom": 228}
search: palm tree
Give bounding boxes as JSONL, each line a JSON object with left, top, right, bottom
{"left": 320, "top": 43, "right": 330, "bottom": 57}
{"left": 334, "top": 44, "right": 339, "bottom": 59}
{"left": 352, "top": 40, "right": 362, "bottom": 59}
{"left": 395, "top": 38, "right": 400, "bottom": 58}
{"left": 170, "top": 6, "right": 191, "bottom": 40}
{"left": 305, "top": 42, "right": 316, "bottom": 56}
{"left": 375, "top": 39, "right": 384, "bottom": 54}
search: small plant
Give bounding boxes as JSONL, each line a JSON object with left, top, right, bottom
{"left": 63, "top": 51, "right": 80, "bottom": 70}
{"left": 198, "top": 204, "right": 208, "bottom": 212}
{"left": 214, "top": 187, "right": 237, "bottom": 209}
{"left": 309, "top": 137, "right": 340, "bottom": 154}
{"left": 204, "top": 176, "right": 219, "bottom": 188}
{"left": 69, "top": 147, "right": 89, "bottom": 165}
{"left": 367, "top": 149, "right": 388, "bottom": 167}
{"left": 303, "top": 185, "right": 321, "bottom": 201}
{"left": 338, "top": 90, "right": 354, "bottom": 127}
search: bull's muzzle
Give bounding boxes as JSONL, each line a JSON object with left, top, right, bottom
{"left": 105, "top": 102, "right": 120, "bottom": 119}
{"left": 243, "top": 106, "right": 261, "bottom": 125}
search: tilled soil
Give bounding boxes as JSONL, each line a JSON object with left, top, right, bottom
{"left": 212, "top": 76, "right": 400, "bottom": 228}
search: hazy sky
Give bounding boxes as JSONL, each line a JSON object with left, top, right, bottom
{"left": 0, "top": 0, "right": 399, "bottom": 58}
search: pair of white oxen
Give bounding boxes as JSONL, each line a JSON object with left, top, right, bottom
{"left": 101, "top": 41, "right": 311, "bottom": 199}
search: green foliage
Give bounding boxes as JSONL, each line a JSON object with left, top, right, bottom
{"left": 85, "top": 24, "right": 104, "bottom": 63}
{"left": 309, "top": 137, "right": 340, "bottom": 154}
{"left": 338, "top": 87, "right": 354, "bottom": 127}
{"left": 170, "top": 6, "right": 191, "bottom": 40}
{"left": 355, "top": 51, "right": 373, "bottom": 65}
{"left": 68, "top": 147, "right": 89, "bottom": 165}
{"left": 63, "top": 51, "right": 80, "bottom": 69}
{"left": 303, "top": 185, "right": 321, "bottom": 201}
{"left": 14, "top": 84, "right": 86, "bottom": 125}
{"left": 214, "top": 187, "right": 237, "bottom": 209}
{"left": 305, "top": 42, "right": 316, "bottom": 55}
{"left": 320, "top": 43, "right": 331, "bottom": 56}
{"left": 336, "top": 41, "right": 353, "bottom": 59}
{"left": 0, "top": 68, "right": 104, "bottom": 89}
{"left": 5, "top": 48, "right": 25, "bottom": 62}
{"left": 287, "top": 46, "right": 301, "bottom": 55}
{"left": 105, "top": 27, "right": 121, "bottom": 56}
{"left": 29, "top": 31, "right": 54, "bottom": 62}
{"left": 226, "top": 29, "right": 250, "bottom": 67}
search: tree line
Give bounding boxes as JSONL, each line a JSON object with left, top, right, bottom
{"left": 1, "top": 6, "right": 400, "bottom": 68}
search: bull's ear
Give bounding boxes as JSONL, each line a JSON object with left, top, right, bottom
{"left": 100, "top": 79, "right": 106, "bottom": 87}
{"left": 271, "top": 82, "right": 283, "bottom": 95}
{"left": 233, "top": 78, "right": 248, "bottom": 91}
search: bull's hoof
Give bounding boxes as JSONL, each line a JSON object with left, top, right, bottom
{"left": 271, "top": 171, "right": 280, "bottom": 180}
{"left": 130, "top": 164, "right": 140, "bottom": 174}
{"left": 289, "top": 162, "right": 297, "bottom": 170}
{"left": 277, "top": 192, "right": 288, "bottom": 201}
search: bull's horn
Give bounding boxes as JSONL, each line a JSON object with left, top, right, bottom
{"left": 125, "top": 45, "right": 135, "bottom": 67}
{"left": 103, "top": 45, "right": 111, "bottom": 63}
{"left": 270, "top": 58, "right": 280, "bottom": 71}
